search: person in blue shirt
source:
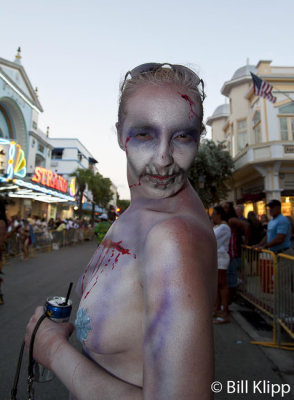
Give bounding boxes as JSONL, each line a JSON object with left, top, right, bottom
{"left": 255, "top": 199, "right": 291, "bottom": 253}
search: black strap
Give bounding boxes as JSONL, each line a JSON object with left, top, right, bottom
{"left": 10, "top": 341, "right": 25, "bottom": 400}
{"left": 10, "top": 313, "right": 47, "bottom": 400}
{"left": 27, "top": 313, "right": 47, "bottom": 399}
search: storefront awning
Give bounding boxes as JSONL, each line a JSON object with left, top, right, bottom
{"left": 0, "top": 178, "right": 76, "bottom": 203}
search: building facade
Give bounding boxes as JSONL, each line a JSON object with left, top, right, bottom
{"left": 207, "top": 60, "right": 294, "bottom": 218}
{"left": 0, "top": 49, "right": 77, "bottom": 219}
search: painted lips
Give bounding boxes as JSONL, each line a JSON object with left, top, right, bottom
{"left": 148, "top": 174, "right": 177, "bottom": 186}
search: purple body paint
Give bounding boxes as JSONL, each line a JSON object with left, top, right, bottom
{"left": 144, "top": 287, "right": 171, "bottom": 361}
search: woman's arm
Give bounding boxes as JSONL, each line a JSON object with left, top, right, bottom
{"left": 141, "top": 217, "right": 217, "bottom": 400}
{"left": 25, "top": 308, "right": 142, "bottom": 400}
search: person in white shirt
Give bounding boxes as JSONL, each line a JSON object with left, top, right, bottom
{"left": 212, "top": 205, "right": 231, "bottom": 324}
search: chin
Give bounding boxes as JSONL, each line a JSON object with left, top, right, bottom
{"left": 142, "top": 180, "right": 186, "bottom": 199}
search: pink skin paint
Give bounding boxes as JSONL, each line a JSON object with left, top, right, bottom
{"left": 83, "top": 239, "right": 136, "bottom": 299}
{"left": 178, "top": 92, "right": 197, "bottom": 120}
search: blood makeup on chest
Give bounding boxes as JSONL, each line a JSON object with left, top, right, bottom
{"left": 82, "top": 239, "right": 137, "bottom": 299}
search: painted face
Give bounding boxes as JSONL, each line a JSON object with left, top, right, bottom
{"left": 119, "top": 84, "right": 201, "bottom": 199}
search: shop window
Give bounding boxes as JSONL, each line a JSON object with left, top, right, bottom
{"left": 35, "top": 154, "right": 45, "bottom": 167}
{"left": 252, "top": 111, "right": 262, "bottom": 144}
{"left": 237, "top": 119, "right": 248, "bottom": 151}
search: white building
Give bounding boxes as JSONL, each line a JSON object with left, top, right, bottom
{"left": 49, "top": 137, "right": 98, "bottom": 180}
{"left": 207, "top": 60, "right": 294, "bottom": 218}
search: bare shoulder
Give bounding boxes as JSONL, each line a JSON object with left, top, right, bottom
{"left": 144, "top": 214, "right": 215, "bottom": 258}
{"left": 141, "top": 214, "right": 217, "bottom": 303}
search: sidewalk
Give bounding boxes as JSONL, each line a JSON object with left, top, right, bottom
{"left": 214, "top": 303, "right": 294, "bottom": 399}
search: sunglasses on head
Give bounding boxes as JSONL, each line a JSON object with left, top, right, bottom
{"left": 122, "top": 62, "right": 205, "bottom": 101}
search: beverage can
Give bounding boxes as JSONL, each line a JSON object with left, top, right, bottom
{"left": 45, "top": 296, "right": 72, "bottom": 323}
{"left": 35, "top": 296, "right": 72, "bottom": 383}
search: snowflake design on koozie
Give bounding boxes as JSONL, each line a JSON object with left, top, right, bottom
{"left": 75, "top": 308, "right": 91, "bottom": 344}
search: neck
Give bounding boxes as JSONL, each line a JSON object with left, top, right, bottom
{"left": 129, "top": 180, "right": 193, "bottom": 212}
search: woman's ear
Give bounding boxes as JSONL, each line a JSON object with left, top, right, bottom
{"left": 116, "top": 122, "right": 125, "bottom": 151}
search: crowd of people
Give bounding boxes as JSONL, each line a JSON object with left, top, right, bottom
{"left": 211, "top": 199, "right": 293, "bottom": 325}
{"left": 4, "top": 215, "right": 94, "bottom": 258}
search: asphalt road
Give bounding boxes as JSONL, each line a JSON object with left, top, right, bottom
{"left": 0, "top": 240, "right": 96, "bottom": 400}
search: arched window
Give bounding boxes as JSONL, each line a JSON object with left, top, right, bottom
{"left": 278, "top": 102, "right": 294, "bottom": 141}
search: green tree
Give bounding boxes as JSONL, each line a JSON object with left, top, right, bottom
{"left": 89, "top": 172, "right": 113, "bottom": 224}
{"left": 189, "top": 139, "right": 234, "bottom": 209}
{"left": 70, "top": 168, "right": 94, "bottom": 219}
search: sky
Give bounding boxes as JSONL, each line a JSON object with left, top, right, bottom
{"left": 1, "top": 0, "right": 294, "bottom": 199}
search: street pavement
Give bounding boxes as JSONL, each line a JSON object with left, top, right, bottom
{"left": 0, "top": 240, "right": 293, "bottom": 399}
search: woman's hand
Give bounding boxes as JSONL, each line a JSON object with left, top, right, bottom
{"left": 25, "top": 306, "right": 74, "bottom": 369}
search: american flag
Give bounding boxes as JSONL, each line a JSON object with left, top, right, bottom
{"left": 250, "top": 72, "right": 277, "bottom": 103}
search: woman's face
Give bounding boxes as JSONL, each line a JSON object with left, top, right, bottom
{"left": 211, "top": 210, "right": 220, "bottom": 224}
{"left": 118, "top": 83, "right": 201, "bottom": 199}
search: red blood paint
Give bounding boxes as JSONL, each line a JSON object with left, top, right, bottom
{"left": 84, "top": 275, "right": 98, "bottom": 299}
{"left": 125, "top": 137, "right": 131, "bottom": 155}
{"left": 83, "top": 239, "right": 137, "bottom": 299}
{"left": 101, "top": 239, "right": 131, "bottom": 255}
{"left": 129, "top": 177, "right": 141, "bottom": 189}
{"left": 178, "top": 92, "right": 197, "bottom": 120}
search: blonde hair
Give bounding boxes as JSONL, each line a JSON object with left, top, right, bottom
{"left": 118, "top": 67, "right": 205, "bottom": 134}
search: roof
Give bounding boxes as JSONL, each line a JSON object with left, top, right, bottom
{"left": 0, "top": 56, "right": 43, "bottom": 112}
{"left": 231, "top": 65, "right": 257, "bottom": 80}
{"left": 221, "top": 64, "right": 257, "bottom": 97}
{"left": 206, "top": 103, "right": 229, "bottom": 126}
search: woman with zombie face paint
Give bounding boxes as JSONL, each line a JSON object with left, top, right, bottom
{"left": 25, "top": 64, "right": 217, "bottom": 400}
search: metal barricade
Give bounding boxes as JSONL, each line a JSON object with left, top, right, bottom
{"left": 276, "top": 253, "right": 294, "bottom": 346}
{"left": 239, "top": 246, "right": 294, "bottom": 351}
{"left": 5, "top": 233, "right": 22, "bottom": 258}
{"left": 240, "top": 246, "right": 276, "bottom": 318}
{"left": 4, "top": 227, "right": 94, "bottom": 259}
{"left": 51, "top": 230, "right": 65, "bottom": 250}
{"left": 32, "top": 231, "right": 52, "bottom": 252}
{"left": 65, "top": 229, "right": 75, "bottom": 245}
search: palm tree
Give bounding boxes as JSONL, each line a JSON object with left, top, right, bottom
{"left": 88, "top": 173, "right": 113, "bottom": 224}
{"left": 70, "top": 168, "right": 94, "bottom": 219}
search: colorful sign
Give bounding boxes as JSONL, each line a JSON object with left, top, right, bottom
{"left": 32, "top": 167, "right": 68, "bottom": 193}
{"left": 69, "top": 177, "right": 76, "bottom": 197}
{"left": 0, "top": 138, "right": 26, "bottom": 180}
